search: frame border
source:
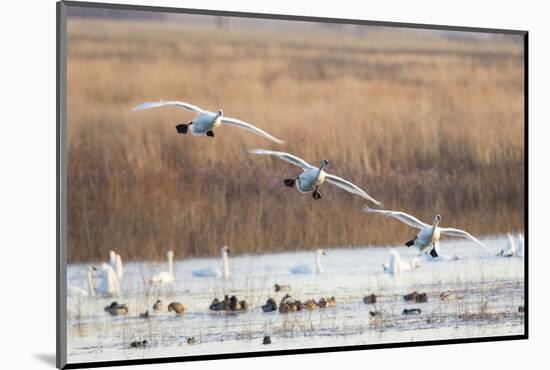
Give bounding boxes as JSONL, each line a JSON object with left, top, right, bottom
{"left": 56, "top": 1, "right": 528, "bottom": 369}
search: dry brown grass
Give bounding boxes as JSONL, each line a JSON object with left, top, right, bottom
{"left": 66, "top": 18, "right": 525, "bottom": 262}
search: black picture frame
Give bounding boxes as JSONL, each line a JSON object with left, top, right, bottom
{"left": 57, "top": 1, "right": 528, "bottom": 368}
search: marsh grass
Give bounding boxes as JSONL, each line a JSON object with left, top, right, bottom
{"left": 67, "top": 19, "right": 524, "bottom": 262}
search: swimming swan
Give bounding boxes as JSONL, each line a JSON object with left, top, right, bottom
{"left": 249, "top": 149, "right": 381, "bottom": 204}
{"left": 381, "top": 249, "right": 420, "bottom": 275}
{"left": 290, "top": 249, "right": 327, "bottom": 274}
{"left": 109, "top": 250, "right": 123, "bottom": 281}
{"left": 192, "top": 246, "right": 230, "bottom": 279}
{"left": 133, "top": 100, "right": 283, "bottom": 144}
{"left": 500, "top": 233, "right": 516, "bottom": 257}
{"left": 517, "top": 233, "right": 524, "bottom": 257}
{"left": 149, "top": 250, "right": 175, "bottom": 285}
{"left": 500, "top": 233, "right": 524, "bottom": 257}
{"left": 88, "top": 263, "right": 120, "bottom": 297}
{"left": 363, "top": 206, "right": 488, "bottom": 257}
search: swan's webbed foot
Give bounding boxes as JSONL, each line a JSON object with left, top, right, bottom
{"left": 206, "top": 130, "right": 215, "bottom": 137}
{"left": 284, "top": 178, "right": 296, "bottom": 187}
{"left": 312, "top": 188, "right": 322, "bottom": 200}
{"left": 429, "top": 247, "right": 438, "bottom": 258}
{"left": 175, "top": 123, "right": 190, "bottom": 134}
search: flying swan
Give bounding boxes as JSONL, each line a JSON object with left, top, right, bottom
{"left": 149, "top": 250, "right": 175, "bottom": 285}
{"left": 363, "top": 206, "right": 488, "bottom": 258}
{"left": 249, "top": 149, "right": 381, "bottom": 204}
{"left": 132, "top": 100, "right": 283, "bottom": 144}
{"left": 192, "top": 246, "right": 230, "bottom": 279}
{"left": 290, "top": 249, "right": 327, "bottom": 274}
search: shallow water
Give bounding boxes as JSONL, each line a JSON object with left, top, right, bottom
{"left": 66, "top": 235, "right": 524, "bottom": 364}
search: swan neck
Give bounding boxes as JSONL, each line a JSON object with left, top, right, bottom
{"left": 87, "top": 270, "right": 96, "bottom": 297}
{"left": 316, "top": 252, "right": 323, "bottom": 273}
{"left": 222, "top": 250, "right": 229, "bottom": 279}
{"left": 431, "top": 219, "right": 440, "bottom": 236}
{"left": 168, "top": 254, "right": 173, "bottom": 275}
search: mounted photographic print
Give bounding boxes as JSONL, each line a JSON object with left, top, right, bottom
{"left": 57, "top": 1, "right": 527, "bottom": 368}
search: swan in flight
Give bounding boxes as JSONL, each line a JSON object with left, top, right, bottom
{"left": 149, "top": 250, "right": 175, "bottom": 285}
{"left": 290, "top": 249, "right": 327, "bottom": 274}
{"left": 192, "top": 246, "right": 230, "bottom": 279}
{"left": 363, "top": 206, "right": 488, "bottom": 258}
{"left": 133, "top": 100, "right": 283, "bottom": 144}
{"left": 88, "top": 264, "right": 120, "bottom": 297}
{"left": 249, "top": 149, "right": 381, "bottom": 204}
{"left": 109, "top": 250, "right": 123, "bottom": 281}
{"left": 381, "top": 249, "right": 420, "bottom": 275}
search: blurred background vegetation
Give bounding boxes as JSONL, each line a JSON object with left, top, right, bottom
{"left": 66, "top": 9, "right": 524, "bottom": 262}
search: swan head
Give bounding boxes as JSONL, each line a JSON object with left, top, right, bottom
{"left": 434, "top": 214, "right": 441, "bottom": 225}
{"left": 217, "top": 109, "right": 224, "bottom": 116}
{"left": 221, "top": 245, "right": 230, "bottom": 254}
{"left": 317, "top": 248, "right": 327, "bottom": 256}
{"left": 320, "top": 159, "right": 330, "bottom": 169}
{"left": 167, "top": 250, "right": 174, "bottom": 259}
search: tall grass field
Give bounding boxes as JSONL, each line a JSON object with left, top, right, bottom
{"left": 67, "top": 18, "right": 524, "bottom": 262}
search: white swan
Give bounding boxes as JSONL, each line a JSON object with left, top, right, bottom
{"left": 500, "top": 233, "right": 517, "bottom": 257}
{"left": 68, "top": 286, "right": 89, "bottom": 297}
{"left": 149, "top": 250, "right": 175, "bottom": 285}
{"left": 517, "top": 233, "right": 524, "bottom": 257}
{"left": 109, "top": 250, "right": 123, "bottom": 281}
{"left": 363, "top": 206, "right": 488, "bottom": 257}
{"left": 192, "top": 246, "right": 230, "bottom": 279}
{"left": 88, "top": 264, "right": 120, "bottom": 297}
{"left": 133, "top": 100, "right": 283, "bottom": 144}
{"left": 381, "top": 249, "right": 420, "bottom": 275}
{"left": 500, "top": 233, "right": 524, "bottom": 257}
{"left": 249, "top": 149, "right": 381, "bottom": 204}
{"left": 290, "top": 249, "right": 327, "bottom": 274}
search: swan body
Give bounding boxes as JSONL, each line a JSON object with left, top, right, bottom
{"left": 517, "top": 233, "right": 524, "bottom": 257}
{"left": 133, "top": 100, "right": 283, "bottom": 144}
{"left": 150, "top": 251, "right": 175, "bottom": 285}
{"left": 500, "top": 233, "right": 517, "bottom": 257}
{"left": 500, "top": 233, "right": 524, "bottom": 257}
{"left": 381, "top": 249, "right": 420, "bottom": 275}
{"left": 192, "top": 246, "right": 230, "bottom": 279}
{"left": 68, "top": 286, "right": 89, "bottom": 297}
{"left": 90, "top": 263, "right": 120, "bottom": 297}
{"left": 249, "top": 149, "right": 381, "bottom": 204}
{"left": 109, "top": 250, "right": 123, "bottom": 281}
{"left": 363, "top": 205, "right": 488, "bottom": 257}
{"left": 290, "top": 249, "right": 327, "bottom": 274}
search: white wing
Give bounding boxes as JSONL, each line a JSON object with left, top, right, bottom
{"left": 132, "top": 100, "right": 204, "bottom": 114}
{"left": 221, "top": 117, "right": 284, "bottom": 144}
{"left": 439, "top": 227, "right": 489, "bottom": 250}
{"left": 325, "top": 174, "right": 381, "bottom": 205}
{"left": 249, "top": 149, "right": 314, "bottom": 170}
{"left": 362, "top": 205, "right": 429, "bottom": 229}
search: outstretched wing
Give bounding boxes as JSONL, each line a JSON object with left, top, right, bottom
{"left": 439, "top": 227, "right": 489, "bottom": 250}
{"left": 325, "top": 174, "right": 381, "bottom": 205}
{"left": 362, "top": 205, "right": 429, "bottom": 229}
{"left": 222, "top": 117, "right": 284, "bottom": 144}
{"left": 132, "top": 100, "right": 204, "bottom": 114}
{"left": 248, "top": 149, "right": 313, "bottom": 170}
